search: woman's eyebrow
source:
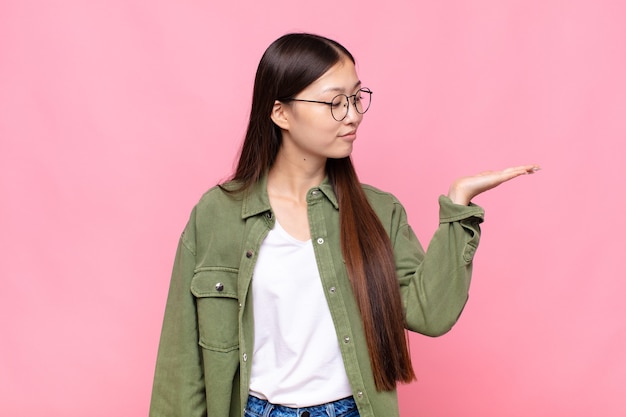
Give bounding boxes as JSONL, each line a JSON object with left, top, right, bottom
{"left": 323, "top": 80, "right": 362, "bottom": 93}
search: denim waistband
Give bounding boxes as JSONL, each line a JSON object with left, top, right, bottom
{"left": 245, "top": 394, "right": 359, "bottom": 417}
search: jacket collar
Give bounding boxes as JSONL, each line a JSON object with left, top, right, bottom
{"left": 241, "top": 174, "right": 271, "bottom": 219}
{"left": 317, "top": 177, "right": 339, "bottom": 209}
{"left": 240, "top": 173, "right": 339, "bottom": 220}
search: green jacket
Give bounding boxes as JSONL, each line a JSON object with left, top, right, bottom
{"left": 150, "top": 175, "right": 484, "bottom": 417}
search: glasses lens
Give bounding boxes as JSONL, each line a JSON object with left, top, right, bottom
{"left": 354, "top": 88, "right": 372, "bottom": 114}
{"left": 330, "top": 95, "right": 349, "bottom": 121}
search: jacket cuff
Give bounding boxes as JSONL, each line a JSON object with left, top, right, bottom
{"left": 438, "top": 195, "right": 485, "bottom": 224}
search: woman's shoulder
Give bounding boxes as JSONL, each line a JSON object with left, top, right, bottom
{"left": 361, "top": 183, "right": 403, "bottom": 206}
{"left": 360, "top": 183, "right": 408, "bottom": 223}
{"left": 194, "top": 180, "right": 245, "bottom": 211}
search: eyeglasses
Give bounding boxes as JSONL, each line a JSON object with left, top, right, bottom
{"left": 281, "top": 88, "right": 373, "bottom": 121}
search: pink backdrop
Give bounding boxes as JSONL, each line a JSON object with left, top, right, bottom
{"left": 1, "top": 1, "right": 625, "bottom": 416}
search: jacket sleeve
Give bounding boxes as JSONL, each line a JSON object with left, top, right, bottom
{"left": 393, "top": 195, "right": 485, "bottom": 337}
{"left": 150, "top": 208, "right": 208, "bottom": 417}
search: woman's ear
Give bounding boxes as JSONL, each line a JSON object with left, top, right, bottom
{"left": 270, "top": 100, "right": 290, "bottom": 130}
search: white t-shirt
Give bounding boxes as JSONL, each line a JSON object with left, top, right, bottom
{"left": 249, "top": 221, "right": 352, "bottom": 407}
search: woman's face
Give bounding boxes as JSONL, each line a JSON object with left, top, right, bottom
{"left": 276, "top": 58, "right": 364, "bottom": 163}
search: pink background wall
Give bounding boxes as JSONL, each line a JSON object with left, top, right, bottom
{"left": 1, "top": 1, "right": 624, "bottom": 416}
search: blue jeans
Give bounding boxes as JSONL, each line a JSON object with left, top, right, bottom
{"left": 245, "top": 395, "right": 360, "bottom": 417}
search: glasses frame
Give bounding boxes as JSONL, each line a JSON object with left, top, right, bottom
{"left": 281, "top": 87, "right": 373, "bottom": 121}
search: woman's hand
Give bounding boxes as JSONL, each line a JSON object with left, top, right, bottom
{"left": 447, "top": 164, "right": 540, "bottom": 206}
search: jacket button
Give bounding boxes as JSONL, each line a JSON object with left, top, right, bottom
{"left": 317, "top": 238, "right": 324, "bottom": 245}
{"left": 246, "top": 250, "right": 254, "bottom": 258}
{"left": 343, "top": 336, "right": 350, "bottom": 343}
{"left": 243, "top": 353, "right": 247, "bottom": 362}
{"left": 357, "top": 391, "right": 363, "bottom": 398}
{"left": 215, "top": 282, "right": 224, "bottom": 292}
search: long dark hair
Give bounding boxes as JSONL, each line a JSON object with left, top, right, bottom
{"left": 226, "top": 33, "right": 415, "bottom": 391}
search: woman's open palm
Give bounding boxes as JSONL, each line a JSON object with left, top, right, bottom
{"left": 448, "top": 165, "right": 540, "bottom": 206}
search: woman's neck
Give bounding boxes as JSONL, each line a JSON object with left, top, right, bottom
{"left": 267, "top": 151, "right": 326, "bottom": 203}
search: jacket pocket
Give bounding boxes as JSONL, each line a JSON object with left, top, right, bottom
{"left": 191, "top": 267, "right": 239, "bottom": 352}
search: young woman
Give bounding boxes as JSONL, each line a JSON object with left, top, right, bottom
{"left": 150, "top": 33, "right": 538, "bottom": 417}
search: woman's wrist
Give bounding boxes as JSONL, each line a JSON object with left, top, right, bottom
{"left": 447, "top": 185, "right": 471, "bottom": 206}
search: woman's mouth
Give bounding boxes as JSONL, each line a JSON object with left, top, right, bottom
{"left": 339, "top": 131, "right": 357, "bottom": 141}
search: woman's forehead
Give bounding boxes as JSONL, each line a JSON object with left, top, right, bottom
{"left": 307, "top": 60, "right": 361, "bottom": 93}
